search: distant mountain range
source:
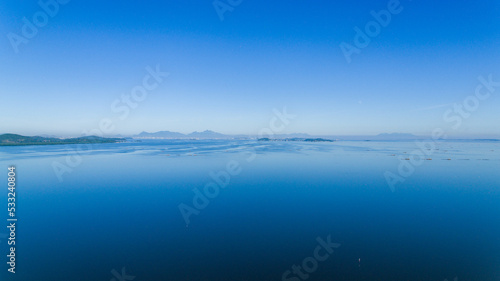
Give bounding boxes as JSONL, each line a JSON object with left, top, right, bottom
{"left": 132, "top": 131, "right": 427, "bottom": 140}
{"left": 136, "top": 130, "right": 230, "bottom": 139}
{"left": 123, "top": 130, "right": 443, "bottom": 140}
{"left": 258, "top": 138, "right": 334, "bottom": 142}
{"left": 136, "top": 131, "right": 188, "bottom": 139}
{"left": 133, "top": 130, "right": 314, "bottom": 139}
{"left": 369, "top": 133, "right": 423, "bottom": 140}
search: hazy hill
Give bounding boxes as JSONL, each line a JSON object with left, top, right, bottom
{"left": 136, "top": 131, "right": 186, "bottom": 138}
{"left": 370, "top": 133, "right": 423, "bottom": 140}
{"left": 135, "top": 130, "right": 232, "bottom": 139}
{"left": 187, "top": 130, "right": 227, "bottom": 139}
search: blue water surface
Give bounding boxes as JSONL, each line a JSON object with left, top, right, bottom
{"left": 0, "top": 140, "right": 499, "bottom": 281}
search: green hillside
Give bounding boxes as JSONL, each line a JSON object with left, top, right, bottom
{"left": 0, "top": 134, "right": 125, "bottom": 146}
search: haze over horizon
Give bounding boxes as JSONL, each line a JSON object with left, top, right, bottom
{"left": 1, "top": 130, "right": 499, "bottom": 140}
{"left": 1, "top": 0, "right": 499, "bottom": 137}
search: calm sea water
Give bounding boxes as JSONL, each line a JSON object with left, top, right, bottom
{"left": 0, "top": 140, "right": 499, "bottom": 281}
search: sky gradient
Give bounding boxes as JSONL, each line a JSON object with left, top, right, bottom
{"left": 1, "top": 0, "right": 499, "bottom": 137}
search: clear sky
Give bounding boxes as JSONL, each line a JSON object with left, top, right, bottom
{"left": 1, "top": 0, "right": 499, "bottom": 137}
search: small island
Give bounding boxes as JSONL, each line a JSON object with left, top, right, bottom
{"left": 258, "top": 138, "right": 334, "bottom": 142}
{"left": 0, "top": 134, "right": 126, "bottom": 146}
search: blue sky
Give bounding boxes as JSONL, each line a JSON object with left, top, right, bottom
{"left": 1, "top": 0, "right": 499, "bottom": 137}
